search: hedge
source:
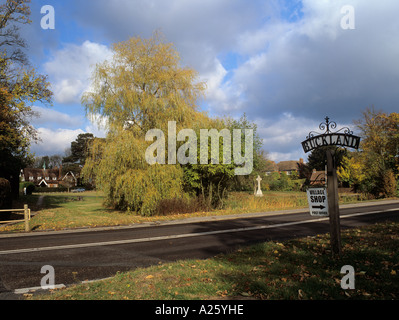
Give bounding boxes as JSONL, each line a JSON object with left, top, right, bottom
{"left": 33, "top": 187, "right": 69, "bottom": 193}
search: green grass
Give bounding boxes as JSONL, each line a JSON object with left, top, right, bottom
{"left": 223, "top": 191, "right": 308, "bottom": 213}
{"left": 31, "top": 221, "right": 399, "bottom": 300}
{"left": 1, "top": 191, "right": 149, "bottom": 232}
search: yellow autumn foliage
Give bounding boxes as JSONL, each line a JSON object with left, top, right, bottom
{"left": 81, "top": 32, "right": 208, "bottom": 216}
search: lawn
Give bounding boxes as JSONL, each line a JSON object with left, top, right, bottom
{"left": 30, "top": 221, "right": 399, "bottom": 300}
{"left": 1, "top": 191, "right": 146, "bottom": 232}
{"left": 0, "top": 190, "right": 390, "bottom": 233}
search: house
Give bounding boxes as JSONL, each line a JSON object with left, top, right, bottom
{"left": 265, "top": 158, "right": 306, "bottom": 176}
{"left": 62, "top": 171, "right": 78, "bottom": 188}
{"left": 264, "top": 161, "right": 279, "bottom": 176}
{"left": 276, "top": 158, "right": 305, "bottom": 176}
{"left": 277, "top": 161, "right": 298, "bottom": 175}
{"left": 309, "top": 168, "right": 326, "bottom": 186}
{"left": 20, "top": 167, "right": 62, "bottom": 188}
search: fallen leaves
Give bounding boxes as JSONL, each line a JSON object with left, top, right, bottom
{"left": 239, "top": 291, "right": 252, "bottom": 297}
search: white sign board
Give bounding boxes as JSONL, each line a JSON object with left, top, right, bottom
{"left": 307, "top": 188, "right": 329, "bottom": 217}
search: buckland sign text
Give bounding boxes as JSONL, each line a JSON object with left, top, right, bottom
{"left": 302, "top": 133, "right": 360, "bottom": 153}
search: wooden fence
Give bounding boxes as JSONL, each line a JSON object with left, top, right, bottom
{"left": 0, "top": 204, "right": 31, "bottom": 232}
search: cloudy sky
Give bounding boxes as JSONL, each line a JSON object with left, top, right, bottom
{"left": 22, "top": 0, "right": 399, "bottom": 162}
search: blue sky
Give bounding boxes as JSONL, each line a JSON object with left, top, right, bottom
{"left": 20, "top": 0, "right": 399, "bottom": 162}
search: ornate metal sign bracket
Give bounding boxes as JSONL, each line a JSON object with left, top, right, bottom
{"left": 301, "top": 117, "right": 361, "bottom": 153}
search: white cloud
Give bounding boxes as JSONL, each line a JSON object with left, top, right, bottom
{"left": 31, "top": 106, "right": 83, "bottom": 128}
{"left": 226, "top": 0, "right": 399, "bottom": 123}
{"left": 201, "top": 59, "right": 228, "bottom": 102}
{"left": 255, "top": 113, "right": 319, "bottom": 161}
{"left": 199, "top": 58, "right": 246, "bottom": 114}
{"left": 30, "top": 111, "right": 108, "bottom": 156}
{"left": 44, "top": 40, "right": 113, "bottom": 104}
{"left": 84, "top": 113, "right": 109, "bottom": 138}
{"left": 70, "top": 0, "right": 272, "bottom": 79}
{"left": 31, "top": 128, "right": 85, "bottom": 156}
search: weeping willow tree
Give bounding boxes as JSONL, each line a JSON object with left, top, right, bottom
{"left": 84, "top": 130, "right": 185, "bottom": 215}
{"left": 83, "top": 31, "right": 206, "bottom": 132}
{"left": 82, "top": 32, "right": 208, "bottom": 216}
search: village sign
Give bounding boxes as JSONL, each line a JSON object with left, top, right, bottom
{"left": 301, "top": 117, "right": 361, "bottom": 257}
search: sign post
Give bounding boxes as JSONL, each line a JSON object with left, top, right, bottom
{"left": 302, "top": 117, "right": 360, "bottom": 257}
{"left": 326, "top": 149, "right": 341, "bottom": 256}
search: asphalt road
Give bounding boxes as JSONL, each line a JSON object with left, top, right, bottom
{"left": 0, "top": 200, "right": 398, "bottom": 298}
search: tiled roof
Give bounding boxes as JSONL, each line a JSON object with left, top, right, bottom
{"left": 277, "top": 161, "right": 299, "bottom": 171}
{"left": 310, "top": 170, "right": 326, "bottom": 184}
{"left": 21, "top": 168, "right": 61, "bottom": 182}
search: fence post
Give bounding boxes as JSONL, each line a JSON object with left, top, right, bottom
{"left": 24, "top": 204, "right": 30, "bottom": 232}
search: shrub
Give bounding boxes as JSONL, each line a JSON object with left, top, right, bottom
{"left": 266, "top": 172, "right": 305, "bottom": 192}
{"left": 156, "top": 195, "right": 209, "bottom": 216}
{"left": 21, "top": 182, "right": 38, "bottom": 195}
{"left": 382, "top": 169, "right": 397, "bottom": 198}
{"left": 33, "top": 187, "right": 68, "bottom": 193}
{"left": 103, "top": 164, "right": 185, "bottom": 217}
{"left": 27, "top": 183, "right": 35, "bottom": 195}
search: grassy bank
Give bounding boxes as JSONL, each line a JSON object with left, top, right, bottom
{"left": 31, "top": 221, "right": 399, "bottom": 300}
{"left": 0, "top": 191, "right": 393, "bottom": 233}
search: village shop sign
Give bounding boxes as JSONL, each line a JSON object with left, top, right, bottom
{"left": 301, "top": 117, "right": 361, "bottom": 257}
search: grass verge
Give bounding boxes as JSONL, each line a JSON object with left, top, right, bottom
{"left": 30, "top": 221, "right": 399, "bottom": 300}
